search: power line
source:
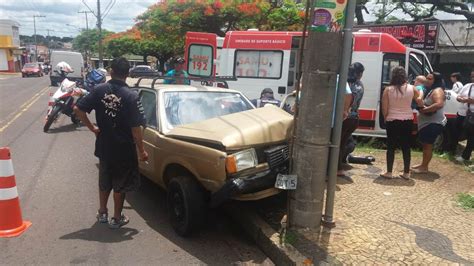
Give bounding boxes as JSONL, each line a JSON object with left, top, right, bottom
{"left": 81, "top": 0, "right": 117, "bottom": 67}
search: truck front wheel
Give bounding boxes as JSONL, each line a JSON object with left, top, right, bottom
{"left": 167, "top": 176, "right": 206, "bottom": 237}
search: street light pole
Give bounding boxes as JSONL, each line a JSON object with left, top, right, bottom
{"left": 33, "top": 15, "right": 45, "bottom": 62}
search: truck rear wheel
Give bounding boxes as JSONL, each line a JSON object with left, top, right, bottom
{"left": 167, "top": 176, "right": 206, "bottom": 237}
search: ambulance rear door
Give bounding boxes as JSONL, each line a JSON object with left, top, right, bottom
{"left": 185, "top": 32, "right": 217, "bottom": 80}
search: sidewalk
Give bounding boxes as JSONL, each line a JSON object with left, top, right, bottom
{"left": 0, "top": 72, "right": 21, "bottom": 79}
{"left": 256, "top": 149, "right": 474, "bottom": 265}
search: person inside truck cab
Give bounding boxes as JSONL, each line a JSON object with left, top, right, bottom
{"left": 164, "top": 57, "right": 190, "bottom": 85}
{"left": 251, "top": 88, "right": 281, "bottom": 108}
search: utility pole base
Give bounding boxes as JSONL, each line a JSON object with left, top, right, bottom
{"left": 321, "top": 217, "right": 336, "bottom": 228}
{"left": 289, "top": 199, "right": 323, "bottom": 229}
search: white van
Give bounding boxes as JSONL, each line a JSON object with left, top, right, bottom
{"left": 49, "top": 51, "right": 84, "bottom": 86}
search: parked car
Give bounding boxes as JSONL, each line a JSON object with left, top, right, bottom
{"left": 49, "top": 51, "right": 84, "bottom": 86}
{"left": 135, "top": 82, "right": 293, "bottom": 236}
{"left": 21, "top": 63, "right": 43, "bottom": 77}
{"left": 129, "top": 65, "right": 157, "bottom": 78}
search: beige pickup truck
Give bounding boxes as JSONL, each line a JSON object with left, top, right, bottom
{"left": 135, "top": 83, "right": 293, "bottom": 236}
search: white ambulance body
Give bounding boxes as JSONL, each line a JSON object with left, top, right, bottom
{"left": 184, "top": 31, "right": 461, "bottom": 137}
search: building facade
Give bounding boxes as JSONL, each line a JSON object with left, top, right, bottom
{"left": 0, "top": 19, "right": 21, "bottom": 72}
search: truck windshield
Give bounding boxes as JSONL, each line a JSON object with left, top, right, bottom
{"left": 164, "top": 91, "right": 253, "bottom": 127}
{"left": 408, "top": 52, "right": 432, "bottom": 83}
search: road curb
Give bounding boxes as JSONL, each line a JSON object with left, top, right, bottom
{"left": 223, "top": 203, "right": 310, "bottom": 265}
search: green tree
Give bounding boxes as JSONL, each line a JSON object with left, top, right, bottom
{"left": 72, "top": 29, "right": 113, "bottom": 56}
{"left": 106, "top": 36, "right": 137, "bottom": 58}
{"left": 262, "top": 1, "right": 305, "bottom": 31}
{"left": 363, "top": 0, "right": 474, "bottom": 24}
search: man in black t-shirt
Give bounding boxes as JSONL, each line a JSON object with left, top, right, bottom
{"left": 74, "top": 57, "right": 148, "bottom": 229}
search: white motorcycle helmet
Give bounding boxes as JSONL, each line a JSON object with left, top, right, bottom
{"left": 55, "top": 61, "right": 74, "bottom": 75}
{"left": 97, "top": 68, "right": 107, "bottom": 82}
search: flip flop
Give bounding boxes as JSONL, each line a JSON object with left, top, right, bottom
{"left": 411, "top": 168, "right": 428, "bottom": 174}
{"left": 380, "top": 173, "right": 394, "bottom": 179}
{"left": 400, "top": 174, "right": 411, "bottom": 180}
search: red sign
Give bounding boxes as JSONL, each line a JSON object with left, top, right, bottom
{"left": 355, "top": 22, "right": 439, "bottom": 50}
{"left": 224, "top": 32, "right": 295, "bottom": 50}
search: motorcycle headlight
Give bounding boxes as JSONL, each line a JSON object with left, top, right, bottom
{"left": 225, "top": 148, "right": 258, "bottom": 174}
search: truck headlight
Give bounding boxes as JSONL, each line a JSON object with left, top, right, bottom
{"left": 226, "top": 148, "right": 258, "bottom": 174}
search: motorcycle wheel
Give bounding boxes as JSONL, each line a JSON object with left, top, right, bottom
{"left": 43, "top": 105, "right": 61, "bottom": 132}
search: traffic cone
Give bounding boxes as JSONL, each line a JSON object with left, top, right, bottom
{"left": 0, "top": 147, "right": 31, "bottom": 238}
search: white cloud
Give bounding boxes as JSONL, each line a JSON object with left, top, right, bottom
{"left": 0, "top": 0, "right": 158, "bottom": 37}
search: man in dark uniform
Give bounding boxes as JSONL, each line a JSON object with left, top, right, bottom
{"left": 74, "top": 57, "right": 148, "bottom": 229}
{"left": 251, "top": 88, "right": 281, "bottom": 108}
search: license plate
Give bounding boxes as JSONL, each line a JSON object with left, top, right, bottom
{"left": 275, "top": 174, "right": 297, "bottom": 190}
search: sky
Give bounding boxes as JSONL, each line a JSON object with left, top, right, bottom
{"left": 0, "top": 0, "right": 471, "bottom": 38}
{"left": 0, "top": 0, "right": 157, "bottom": 37}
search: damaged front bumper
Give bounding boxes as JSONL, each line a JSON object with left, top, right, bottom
{"left": 210, "top": 167, "right": 286, "bottom": 208}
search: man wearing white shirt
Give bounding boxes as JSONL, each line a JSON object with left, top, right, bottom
{"left": 455, "top": 70, "right": 474, "bottom": 162}
{"left": 450, "top": 72, "right": 463, "bottom": 94}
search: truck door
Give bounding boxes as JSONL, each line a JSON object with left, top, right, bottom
{"left": 286, "top": 36, "right": 301, "bottom": 94}
{"left": 406, "top": 50, "right": 432, "bottom": 84}
{"left": 379, "top": 53, "right": 406, "bottom": 129}
{"left": 185, "top": 32, "right": 217, "bottom": 79}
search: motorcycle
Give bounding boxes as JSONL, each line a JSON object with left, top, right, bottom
{"left": 43, "top": 70, "right": 88, "bottom": 132}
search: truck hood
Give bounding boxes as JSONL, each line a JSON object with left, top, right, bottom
{"left": 166, "top": 105, "right": 293, "bottom": 150}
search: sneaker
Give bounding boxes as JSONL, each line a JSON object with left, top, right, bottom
{"left": 108, "top": 214, "right": 129, "bottom": 229}
{"left": 96, "top": 210, "right": 108, "bottom": 223}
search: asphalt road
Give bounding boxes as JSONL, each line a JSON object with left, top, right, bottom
{"left": 0, "top": 75, "right": 271, "bottom": 265}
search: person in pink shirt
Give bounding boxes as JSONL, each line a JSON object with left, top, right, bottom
{"left": 381, "top": 67, "right": 422, "bottom": 179}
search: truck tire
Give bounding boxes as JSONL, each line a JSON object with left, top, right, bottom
{"left": 43, "top": 105, "right": 61, "bottom": 132}
{"left": 167, "top": 176, "right": 206, "bottom": 237}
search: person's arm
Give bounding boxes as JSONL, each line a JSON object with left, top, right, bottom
{"left": 412, "top": 86, "right": 423, "bottom": 107}
{"left": 73, "top": 87, "right": 99, "bottom": 136}
{"left": 420, "top": 88, "right": 445, "bottom": 113}
{"left": 131, "top": 127, "right": 148, "bottom": 162}
{"left": 343, "top": 94, "right": 352, "bottom": 120}
{"left": 128, "top": 93, "right": 148, "bottom": 161}
{"left": 382, "top": 87, "right": 389, "bottom": 120}
{"left": 73, "top": 106, "right": 100, "bottom": 136}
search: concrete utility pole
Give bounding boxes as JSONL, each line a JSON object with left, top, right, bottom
{"left": 33, "top": 15, "right": 46, "bottom": 62}
{"left": 78, "top": 10, "right": 93, "bottom": 66}
{"left": 78, "top": 11, "right": 92, "bottom": 31}
{"left": 96, "top": 0, "right": 103, "bottom": 68}
{"left": 82, "top": 0, "right": 115, "bottom": 68}
{"left": 289, "top": 0, "right": 353, "bottom": 229}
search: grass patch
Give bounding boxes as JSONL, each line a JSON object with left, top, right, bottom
{"left": 280, "top": 230, "right": 298, "bottom": 245}
{"left": 456, "top": 193, "right": 474, "bottom": 210}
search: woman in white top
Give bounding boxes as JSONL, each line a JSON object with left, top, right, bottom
{"left": 450, "top": 72, "right": 463, "bottom": 94}
{"left": 455, "top": 70, "right": 474, "bottom": 162}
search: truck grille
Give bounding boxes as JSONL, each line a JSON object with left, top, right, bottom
{"left": 264, "top": 145, "right": 289, "bottom": 170}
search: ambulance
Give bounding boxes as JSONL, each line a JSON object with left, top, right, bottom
{"left": 184, "top": 30, "right": 461, "bottom": 137}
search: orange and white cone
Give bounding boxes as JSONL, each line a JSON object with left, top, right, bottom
{"left": 0, "top": 147, "right": 31, "bottom": 238}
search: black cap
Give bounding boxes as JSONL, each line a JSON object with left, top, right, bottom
{"left": 261, "top": 88, "right": 274, "bottom": 95}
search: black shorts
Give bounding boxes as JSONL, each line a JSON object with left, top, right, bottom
{"left": 99, "top": 160, "right": 140, "bottom": 193}
{"left": 418, "top": 123, "right": 444, "bottom": 144}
